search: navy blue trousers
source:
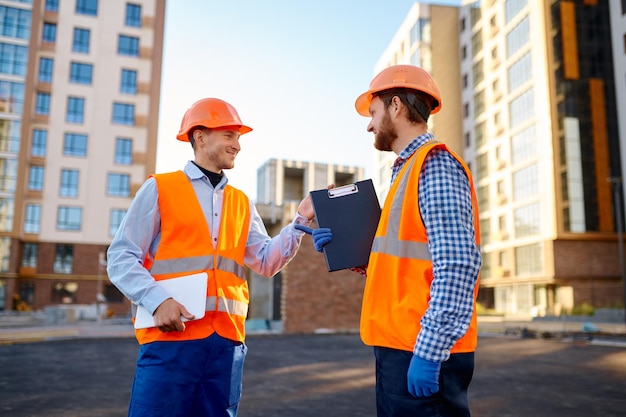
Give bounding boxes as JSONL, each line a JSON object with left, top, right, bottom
{"left": 128, "top": 333, "right": 247, "bottom": 417}
{"left": 374, "top": 347, "right": 474, "bottom": 417}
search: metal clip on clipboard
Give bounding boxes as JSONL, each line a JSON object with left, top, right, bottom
{"left": 328, "top": 183, "right": 359, "bottom": 198}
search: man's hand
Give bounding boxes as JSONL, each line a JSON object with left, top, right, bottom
{"left": 407, "top": 355, "right": 441, "bottom": 397}
{"left": 297, "top": 184, "right": 335, "bottom": 221}
{"left": 295, "top": 225, "right": 332, "bottom": 252}
{"left": 152, "top": 298, "right": 195, "bottom": 332}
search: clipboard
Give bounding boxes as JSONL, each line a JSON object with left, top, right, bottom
{"left": 310, "top": 179, "right": 381, "bottom": 272}
{"left": 134, "top": 272, "right": 208, "bottom": 329}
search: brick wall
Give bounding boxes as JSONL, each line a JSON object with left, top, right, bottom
{"left": 281, "top": 232, "right": 366, "bottom": 334}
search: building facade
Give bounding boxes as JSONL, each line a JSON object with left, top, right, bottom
{"left": 0, "top": 0, "right": 165, "bottom": 315}
{"left": 460, "top": 0, "right": 623, "bottom": 315}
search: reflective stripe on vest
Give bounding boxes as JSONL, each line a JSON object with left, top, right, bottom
{"left": 149, "top": 255, "right": 246, "bottom": 281}
{"left": 371, "top": 155, "right": 432, "bottom": 261}
{"left": 132, "top": 294, "right": 249, "bottom": 320}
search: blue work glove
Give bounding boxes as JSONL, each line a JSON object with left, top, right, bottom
{"left": 407, "top": 355, "right": 441, "bottom": 397}
{"left": 294, "top": 224, "right": 332, "bottom": 252}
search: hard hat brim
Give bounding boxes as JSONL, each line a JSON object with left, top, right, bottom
{"left": 176, "top": 124, "right": 253, "bottom": 142}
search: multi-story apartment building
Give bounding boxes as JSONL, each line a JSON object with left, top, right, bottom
{"left": 460, "top": 0, "right": 623, "bottom": 315}
{"left": 372, "top": 2, "right": 463, "bottom": 201}
{"left": 0, "top": 0, "right": 165, "bottom": 315}
{"left": 373, "top": 0, "right": 624, "bottom": 316}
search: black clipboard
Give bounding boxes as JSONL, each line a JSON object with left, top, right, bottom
{"left": 310, "top": 179, "right": 381, "bottom": 272}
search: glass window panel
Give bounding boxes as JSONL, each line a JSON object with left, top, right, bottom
{"left": 125, "top": 3, "right": 141, "bottom": 27}
{"left": 512, "top": 163, "right": 538, "bottom": 201}
{"left": 107, "top": 173, "right": 130, "bottom": 196}
{"left": 118, "top": 35, "right": 139, "bottom": 56}
{"left": 72, "top": 28, "right": 90, "bottom": 53}
{"left": 115, "top": 138, "right": 132, "bottom": 164}
{"left": 24, "top": 204, "right": 40, "bottom": 234}
{"left": 28, "top": 165, "right": 44, "bottom": 190}
{"left": 76, "top": 0, "right": 98, "bottom": 16}
{"left": 60, "top": 169, "right": 79, "bottom": 197}
{"left": 66, "top": 97, "right": 85, "bottom": 123}
{"left": 57, "top": 207, "right": 82, "bottom": 231}
{"left": 32, "top": 129, "right": 47, "bottom": 157}
{"left": 63, "top": 133, "right": 87, "bottom": 156}
{"left": 120, "top": 69, "right": 137, "bottom": 94}
{"left": 69, "top": 62, "right": 93, "bottom": 84}
{"left": 112, "top": 102, "right": 134, "bottom": 125}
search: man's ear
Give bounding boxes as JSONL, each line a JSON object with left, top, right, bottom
{"left": 391, "top": 96, "right": 403, "bottom": 117}
{"left": 192, "top": 128, "right": 204, "bottom": 145}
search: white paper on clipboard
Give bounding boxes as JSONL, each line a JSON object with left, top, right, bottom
{"left": 134, "top": 272, "right": 208, "bottom": 329}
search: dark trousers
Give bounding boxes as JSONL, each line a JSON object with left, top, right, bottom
{"left": 374, "top": 347, "right": 474, "bottom": 417}
{"left": 128, "top": 332, "right": 247, "bottom": 417}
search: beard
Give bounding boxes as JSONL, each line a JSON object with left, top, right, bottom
{"left": 373, "top": 110, "right": 397, "bottom": 152}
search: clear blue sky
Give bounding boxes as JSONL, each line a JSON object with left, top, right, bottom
{"left": 155, "top": 1, "right": 459, "bottom": 199}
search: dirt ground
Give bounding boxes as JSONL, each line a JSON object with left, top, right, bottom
{"left": 1, "top": 333, "right": 625, "bottom": 417}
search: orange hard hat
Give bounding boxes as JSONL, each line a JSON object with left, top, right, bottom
{"left": 176, "top": 98, "right": 252, "bottom": 142}
{"left": 355, "top": 65, "right": 442, "bottom": 117}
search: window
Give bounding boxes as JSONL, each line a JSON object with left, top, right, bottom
{"left": 110, "top": 208, "right": 126, "bottom": 237}
{"left": 60, "top": 169, "right": 79, "bottom": 197}
{"left": 28, "top": 165, "right": 44, "bottom": 190}
{"left": 0, "top": 197, "right": 13, "bottom": 232}
{"left": 125, "top": 3, "right": 141, "bottom": 27}
{"left": 0, "top": 80, "right": 25, "bottom": 113}
{"left": 0, "top": 6, "right": 31, "bottom": 39}
{"left": 76, "top": 0, "right": 98, "bottom": 16}
{"left": 506, "top": 16, "right": 529, "bottom": 58}
{"left": 514, "top": 203, "right": 541, "bottom": 238}
{"left": 57, "top": 206, "right": 82, "bottom": 231}
{"left": 53, "top": 244, "right": 73, "bottom": 274}
{"left": 66, "top": 96, "right": 85, "bottom": 123}
{"left": 509, "top": 88, "right": 534, "bottom": 129}
{"left": 508, "top": 52, "right": 531, "bottom": 93}
{"left": 107, "top": 173, "right": 130, "bottom": 197}
{"left": 0, "top": 158, "right": 16, "bottom": 192}
{"left": 69, "top": 62, "right": 93, "bottom": 84}
{"left": 512, "top": 163, "right": 538, "bottom": 201}
{"left": 45, "top": 0, "right": 59, "bottom": 12}
{"left": 63, "top": 133, "right": 87, "bottom": 156}
{"left": 115, "top": 138, "right": 132, "bottom": 164}
{"left": 120, "top": 69, "right": 137, "bottom": 94}
{"left": 73, "top": 28, "right": 90, "bottom": 53}
{"left": 24, "top": 204, "right": 41, "bottom": 234}
{"left": 52, "top": 282, "right": 78, "bottom": 303}
{"left": 35, "top": 92, "right": 50, "bottom": 115}
{"left": 18, "top": 282, "right": 34, "bottom": 305}
{"left": 505, "top": 0, "right": 528, "bottom": 23}
{"left": 0, "top": 119, "right": 21, "bottom": 153}
{"left": 38, "top": 57, "right": 53, "bottom": 83}
{"left": 32, "top": 129, "right": 47, "bottom": 157}
{"left": 42, "top": 22, "right": 57, "bottom": 43}
{"left": 112, "top": 102, "right": 134, "bottom": 125}
{"left": 0, "top": 43, "right": 28, "bottom": 76}
{"left": 515, "top": 242, "right": 543, "bottom": 276}
{"left": 21, "top": 242, "right": 38, "bottom": 267}
{"left": 118, "top": 35, "right": 139, "bottom": 56}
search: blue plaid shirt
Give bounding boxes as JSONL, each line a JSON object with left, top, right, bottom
{"left": 392, "top": 133, "right": 481, "bottom": 362}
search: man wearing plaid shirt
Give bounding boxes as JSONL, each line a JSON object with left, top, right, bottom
{"left": 309, "top": 65, "right": 481, "bottom": 416}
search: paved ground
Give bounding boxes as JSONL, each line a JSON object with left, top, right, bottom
{"left": 1, "top": 331, "right": 626, "bottom": 417}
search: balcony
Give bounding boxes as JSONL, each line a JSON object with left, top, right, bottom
{"left": 18, "top": 266, "right": 37, "bottom": 278}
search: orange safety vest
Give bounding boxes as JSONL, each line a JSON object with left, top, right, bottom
{"left": 360, "top": 141, "right": 481, "bottom": 354}
{"left": 134, "top": 171, "right": 251, "bottom": 345}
